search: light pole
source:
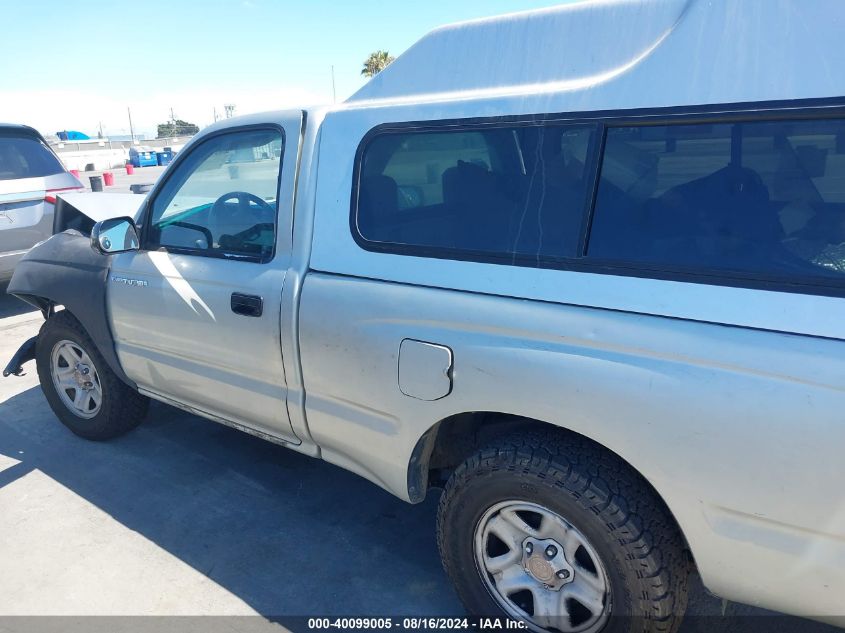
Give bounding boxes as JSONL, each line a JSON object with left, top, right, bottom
{"left": 127, "top": 107, "right": 135, "bottom": 143}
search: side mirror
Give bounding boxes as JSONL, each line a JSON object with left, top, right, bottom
{"left": 91, "top": 217, "right": 140, "bottom": 254}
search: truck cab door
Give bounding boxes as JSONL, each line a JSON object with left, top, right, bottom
{"left": 108, "top": 114, "right": 302, "bottom": 444}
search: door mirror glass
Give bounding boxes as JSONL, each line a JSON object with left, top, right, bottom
{"left": 91, "top": 216, "right": 140, "bottom": 254}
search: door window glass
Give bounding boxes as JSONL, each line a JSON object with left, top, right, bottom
{"left": 148, "top": 129, "right": 284, "bottom": 262}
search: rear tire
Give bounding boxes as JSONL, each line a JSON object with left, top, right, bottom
{"left": 36, "top": 310, "right": 148, "bottom": 440}
{"left": 437, "top": 430, "right": 689, "bottom": 633}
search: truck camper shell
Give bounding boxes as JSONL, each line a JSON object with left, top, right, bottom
{"left": 347, "top": 0, "right": 845, "bottom": 109}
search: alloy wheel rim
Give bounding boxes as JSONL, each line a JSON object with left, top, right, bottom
{"left": 474, "top": 500, "right": 611, "bottom": 633}
{"left": 50, "top": 339, "right": 103, "bottom": 419}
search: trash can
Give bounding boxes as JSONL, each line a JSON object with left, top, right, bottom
{"left": 130, "top": 183, "right": 154, "bottom": 195}
{"left": 129, "top": 147, "right": 157, "bottom": 167}
{"left": 156, "top": 150, "right": 174, "bottom": 166}
{"left": 89, "top": 175, "right": 103, "bottom": 192}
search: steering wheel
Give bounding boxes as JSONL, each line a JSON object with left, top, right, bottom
{"left": 211, "top": 191, "right": 273, "bottom": 214}
{"left": 208, "top": 191, "right": 274, "bottom": 247}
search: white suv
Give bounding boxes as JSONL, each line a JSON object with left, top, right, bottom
{"left": 0, "top": 124, "right": 82, "bottom": 281}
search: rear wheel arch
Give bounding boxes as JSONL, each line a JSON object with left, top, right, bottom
{"left": 408, "top": 411, "right": 694, "bottom": 561}
{"left": 437, "top": 428, "right": 692, "bottom": 629}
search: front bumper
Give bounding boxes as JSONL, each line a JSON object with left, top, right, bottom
{"left": 3, "top": 336, "right": 36, "bottom": 377}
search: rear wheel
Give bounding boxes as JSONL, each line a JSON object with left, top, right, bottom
{"left": 36, "top": 310, "right": 148, "bottom": 440}
{"left": 437, "top": 431, "right": 689, "bottom": 633}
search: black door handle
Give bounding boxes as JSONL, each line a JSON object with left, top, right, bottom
{"left": 231, "top": 293, "right": 263, "bottom": 317}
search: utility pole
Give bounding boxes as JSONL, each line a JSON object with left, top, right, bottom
{"left": 127, "top": 107, "right": 135, "bottom": 143}
{"left": 331, "top": 65, "right": 337, "bottom": 104}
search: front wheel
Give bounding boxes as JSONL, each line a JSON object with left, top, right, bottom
{"left": 36, "top": 310, "right": 148, "bottom": 440}
{"left": 437, "top": 431, "right": 689, "bottom": 633}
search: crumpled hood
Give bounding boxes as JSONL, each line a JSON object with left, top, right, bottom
{"left": 53, "top": 191, "right": 144, "bottom": 236}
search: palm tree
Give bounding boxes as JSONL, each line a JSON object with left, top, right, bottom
{"left": 361, "top": 50, "right": 396, "bottom": 78}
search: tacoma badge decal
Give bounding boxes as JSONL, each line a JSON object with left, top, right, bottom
{"left": 111, "top": 276, "right": 148, "bottom": 288}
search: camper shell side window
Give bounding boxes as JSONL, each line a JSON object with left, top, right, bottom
{"left": 353, "top": 122, "right": 599, "bottom": 263}
{"left": 351, "top": 102, "right": 845, "bottom": 296}
{"left": 587, "top": 118, "right": 845, "bottom": 284}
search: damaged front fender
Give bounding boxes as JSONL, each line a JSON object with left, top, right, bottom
{"left": 6, "top": 230, "right": 135, "bottom": 387}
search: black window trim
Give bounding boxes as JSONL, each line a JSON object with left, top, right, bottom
{"left": 350, "top": 96, "right": 845, "bottom": 299}
{"left": 140, "top": 123, "right": 286, "bottom": 265}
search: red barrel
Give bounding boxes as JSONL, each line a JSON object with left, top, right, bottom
{"left": 103, "top": 172, "right": 115, "bottom": 186}
{"left": 70, "top": 169, "right": 80, "bottom": 178}
{"left": 125, "top": 163, "right": 134, "bottom": 175}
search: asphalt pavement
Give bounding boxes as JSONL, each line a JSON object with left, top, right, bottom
{"left": 0, "top": 286, "right": 839, "bottom": 633}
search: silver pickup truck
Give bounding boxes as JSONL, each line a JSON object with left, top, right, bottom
{"left": 4, "top": 2, "right": 845, "bottom": 631}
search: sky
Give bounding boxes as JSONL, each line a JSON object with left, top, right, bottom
{"left": 0, "top": 0, "right": 571, "bottom": 139}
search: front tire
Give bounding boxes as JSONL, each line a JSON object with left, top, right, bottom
{"left": 437, "top": 431, "right": 689, "bottom": 633}
{"left": 36, "top": 310, "right": 148, "bottom": 440}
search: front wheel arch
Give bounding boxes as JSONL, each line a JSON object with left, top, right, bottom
{"left": 35, "top": 309, "right": 148, "bottom": 440}
{"left": 8, "top": 231, "right": 134, "bottom": 388}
